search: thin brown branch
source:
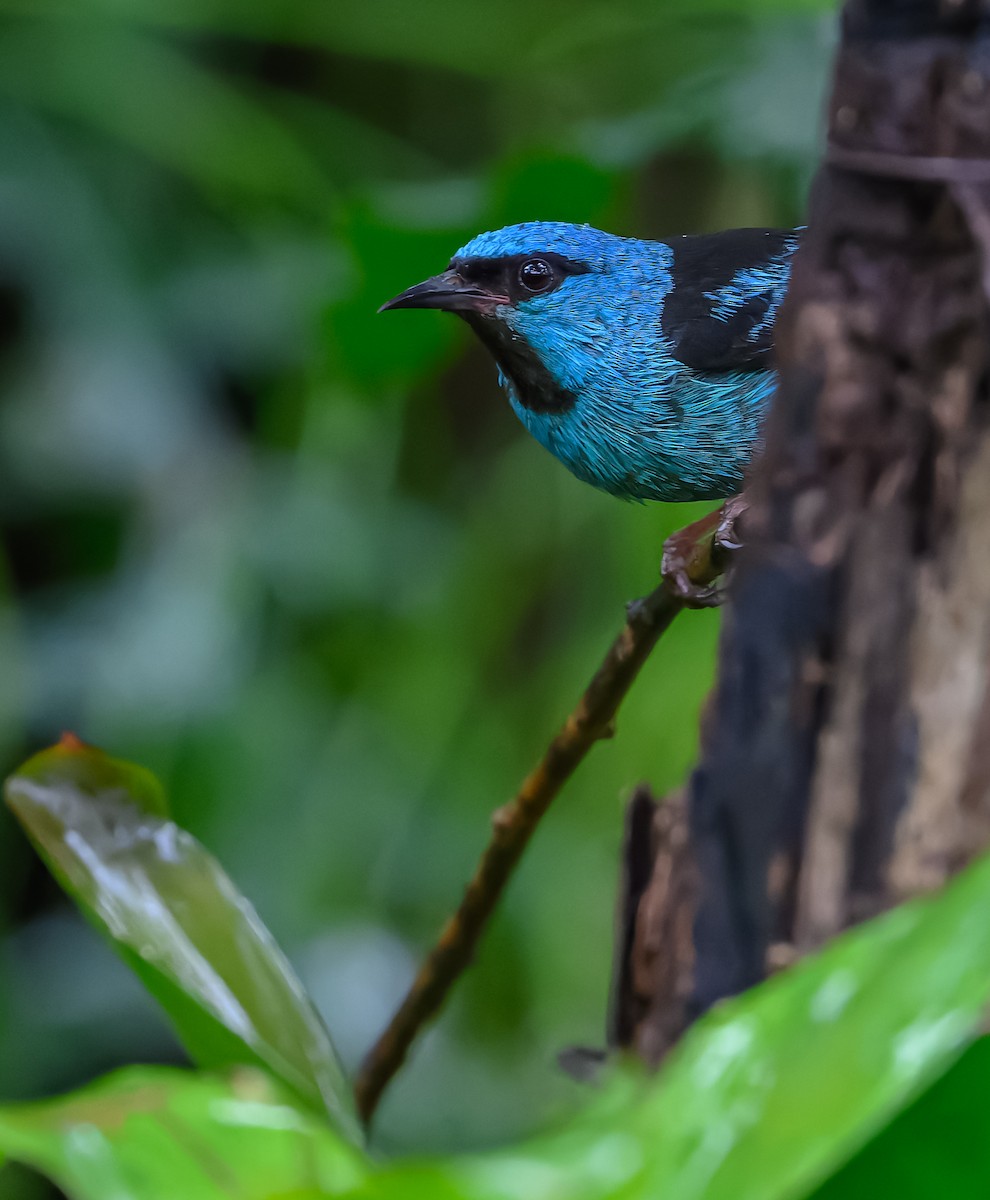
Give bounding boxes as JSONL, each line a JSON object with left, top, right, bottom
{"left": 354, "top": 516, "right": 728, "bottom": 1126}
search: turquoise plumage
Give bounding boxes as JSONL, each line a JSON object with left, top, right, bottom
{"left": 382, "top": 221, "right": 799, "bottom": 503}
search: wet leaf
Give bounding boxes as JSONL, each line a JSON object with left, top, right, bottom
{"left": 4, "top": 738, "right": 362, "bottom": 1147}
{"left": 0, "top": 1067, "right": 366, "bottom": 1200}
{"left": 9, "top": 742, "right": 990, "bottom": 1199}
{"left": 808, "top": 1035, "right": 990, "bottom": 1200}
{"left": 348, "top": 847, "right": 990, "bottom": 1198}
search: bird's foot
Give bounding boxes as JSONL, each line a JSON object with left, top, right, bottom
{"left": 661, "top": 494, "right": 748, "bottom": 609}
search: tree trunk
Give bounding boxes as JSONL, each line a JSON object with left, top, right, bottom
{"left": 615, "top": 0, "right": 990, "bottom": 1059}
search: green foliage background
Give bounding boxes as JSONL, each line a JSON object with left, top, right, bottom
{"left": 0, "top": 0, "right": 828, "bottom": 1190}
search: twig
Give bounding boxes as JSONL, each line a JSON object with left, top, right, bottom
{"left": 354, "top": 518, "right": 727, "bottom": 1125}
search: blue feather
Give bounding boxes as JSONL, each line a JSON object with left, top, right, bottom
{"left": 384, "top": 220, "right": 800, "bottom": 503}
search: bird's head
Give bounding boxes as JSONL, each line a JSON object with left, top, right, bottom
{"left": 380, "top": 222, "right": 665, "bottom": 410}
{"left": 379, "top": 222, "right": 618, "bottom": 318}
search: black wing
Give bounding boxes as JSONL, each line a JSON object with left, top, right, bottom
{"left": 660, "top": 227, "right": 800, "bottom": 374}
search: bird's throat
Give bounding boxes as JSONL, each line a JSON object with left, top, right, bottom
{"left": 463, "top": 315, "right": 577, "bottom": 414}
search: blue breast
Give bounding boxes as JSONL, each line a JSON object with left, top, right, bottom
{"left": 502, "top": 365, "right": 774, "bottom": 502}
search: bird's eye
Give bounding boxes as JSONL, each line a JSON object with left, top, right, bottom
{"left": 518, "top": 258, "right": 555, "bottom": 293}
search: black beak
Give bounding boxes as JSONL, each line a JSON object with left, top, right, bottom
{"left": 378, "top": 269, "right": 508, "bottom": 315}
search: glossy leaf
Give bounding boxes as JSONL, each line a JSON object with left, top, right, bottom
{"left": 8, "top": 745, "right": 990, "bottom": 1199}
{"left": 349, "top": 846, "right": 990, "bottom": 1199}
{"left": 0, "top": 1067, "right": 366, "bottom": 1200}
{"left": 4, "top": 738, "right": 362, "bottom": 1147}
{"left": 809, "top": 1035, "right": 990, "bottom": 1200}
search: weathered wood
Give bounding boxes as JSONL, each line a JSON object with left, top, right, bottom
{"left": 609, "top": 787, "right": 697, "bottom": 1063}
{"left": 619, "top": 0, "right": 990, "bottom": 1045}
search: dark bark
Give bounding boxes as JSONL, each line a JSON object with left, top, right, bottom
{"left": 608, "top": 787, "right": 697, "bottom": 1062}
{"left": 616, "top": 0, "right": 990, "bottom": 1056}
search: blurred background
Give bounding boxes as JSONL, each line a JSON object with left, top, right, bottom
{"left": 0, "top": 0, "right": 830, "bottom": 1187}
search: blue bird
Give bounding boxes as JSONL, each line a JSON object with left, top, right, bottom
{"left": 381, "top": 221, "right": 800, "bottom": 596}
{"left": 381, "top": 221, "right": 798, "bottom": 501}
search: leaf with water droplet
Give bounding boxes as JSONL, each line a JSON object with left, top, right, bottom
{"left": 339, "top": 847, "right": 990, "bottom": 1199}
{"left": 4, "top": 737, "right": 362, "bottom": 1148}
{"left": 0, "top": 1066, "right": 366, "bottom": 1200}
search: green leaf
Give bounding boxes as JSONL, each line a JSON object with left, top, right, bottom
{"left": 809, "top": 1035, "right": 990, "bottom": 1200}
{"left": 0, "top": 1067, "right": 366, "bottom": 1200}
{"left": 348, "top": 847, "right": 990, "bottom": 1199}
{"left": 4, "top": 738, "right": 362, "bottom": 1147}
{"left": 9, "top": 743, "right": 990, "bottom": 1200}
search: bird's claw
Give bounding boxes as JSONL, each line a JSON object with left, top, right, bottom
{"left": 661, "top": 565, "right": 726, "bottom": 609}
{"left": 714, "top": 494, "right": 748, "bottom": 555}
{"left": 661, "top": 495, "right": 748, "bottom": 608}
